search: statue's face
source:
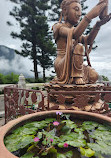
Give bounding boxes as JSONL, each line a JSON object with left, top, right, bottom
{"left": 66, "top": 2, "right": 81, "bottom": 25}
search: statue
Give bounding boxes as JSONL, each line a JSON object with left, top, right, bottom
{"left": 52, "top": 0, "right": 111, "bottom": 85}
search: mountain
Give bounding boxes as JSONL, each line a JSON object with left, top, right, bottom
{"left": 0, "top": 45, "right": 15, "bottom": 61}
{"left": 0, "top": 45, "right": 33, "bottom": 77}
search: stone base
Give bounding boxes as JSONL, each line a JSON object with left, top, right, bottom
{"left": 45, "top": 83, "right": 107, "bottom": 112}
{"left": 45, "top": 83, "right": 104, "bottom": 103}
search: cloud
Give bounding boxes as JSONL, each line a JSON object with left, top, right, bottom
{"left": 0, "top": 54, "right": 33, "bottom": 77}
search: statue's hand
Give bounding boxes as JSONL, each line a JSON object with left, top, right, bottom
{"left": 99, "top": 0, "right": 108, "bottom": 19}
{"left": 87, "top": 2, "right": 107, "bottom": 20}
{"left": 96, "top": 13, "right": 111, "bottom": 27}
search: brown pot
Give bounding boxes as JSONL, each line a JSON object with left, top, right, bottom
{"left": 0, "top": 110, "right": 111, "bottom": 158}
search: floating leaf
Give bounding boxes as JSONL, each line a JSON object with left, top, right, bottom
{"left": 17, "top": 135, "right": 34, "bottom": 149}
{"left": 21, "top": 128, "right": 37, "bottom": 135}
{"left": 66, "top": 139, "right": 86, "bottom": 147}
{"left": 87, "top": 142, "right": 111, "bottom": 155}
{"left": 80, "top": 147, "right": 95, "bottom": 157}
{"left": 57, "top": 151, "right": 73, "bottom": 158}
{"left": 5, "top": 141, "right": 20, "bottom": 152}
{"left": 60, "top": 132, "right": 84, "bottom": 142}
{"left": 61, "top": 120, "right": 77, "bottom": 129}
{"left": 82, "top": 121, "right": 99, "bottom": 130}
{"left": 48, "top": 146, "right": 57, "bottom": 154}
{"left": 20, "top": 152, "right": 35, "bottom": 158}
{"left": 57, "top": 153, "right": 66, "bottom": 158}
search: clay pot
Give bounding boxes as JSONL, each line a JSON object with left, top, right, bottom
{"left": 0, "top": 110, "right": 111, "bottom": 158}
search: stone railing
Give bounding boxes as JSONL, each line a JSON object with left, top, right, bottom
{"left": 4, "top": 83, "right": 111, "bottom": 124}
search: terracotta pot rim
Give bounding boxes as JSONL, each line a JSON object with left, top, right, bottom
{"left": 0, "top": 110, "right": 111, "bottom": 158}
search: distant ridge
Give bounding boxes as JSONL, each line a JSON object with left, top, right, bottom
{"left": 0, "top": 45, "right": 15, "bottom": 61}
{"left": 0, "top": 45, "right": 33, "bottom": 77}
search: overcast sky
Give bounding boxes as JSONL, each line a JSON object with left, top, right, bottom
{"left": 0, "top": 0, "right": 111, "bottom": 79}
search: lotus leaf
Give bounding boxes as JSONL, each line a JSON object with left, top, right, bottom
{"left": 61, "top": 120, "right": 77, "bottom": 129}
{"left": 82, "top": 121, "right": 99, "bottom": 130}
{"left": 80, "top": 147, "right": 95, "bottom": 157}
{"left": 20, "top": 152, "right": 35, "bottom": 158}
{"left": 88, "top": 142, "right": 111, "bottom": 155}
{"left": 57, "top": 151, "right": 73, "bottom": 158}
{"left": 17, "top": 135, "right": 34, "bottom": 149}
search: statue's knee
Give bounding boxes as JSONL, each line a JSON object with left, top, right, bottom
{"left": 89, "top": 70, "right": 99, "bottom": 83}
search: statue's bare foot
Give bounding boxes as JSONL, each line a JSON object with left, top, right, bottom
{"left": 75, "top": 78, "right": 85, "bottom": 85}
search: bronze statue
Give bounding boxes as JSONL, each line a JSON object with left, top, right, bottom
{"left": 52, "top": 0, "right": 111, "bottom": 85}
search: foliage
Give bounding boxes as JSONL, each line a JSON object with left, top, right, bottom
{"left": 26, "top": 78, "right": 44, "bottom": 83}
{"left": 7, "top": 0, "right": 56, "bottom": 80}
{"left": 102, "top": 75, "right": 109, "bottom": 81}
{"left": 0, "top": 72, "right": 19, "bottom": 84}
{"left": 4, "top": 112, "right": 111, "bottom": 158}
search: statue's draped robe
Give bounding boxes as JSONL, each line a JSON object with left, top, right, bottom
{"left": 52, "top": 23, "right": 98, "bottom": 84}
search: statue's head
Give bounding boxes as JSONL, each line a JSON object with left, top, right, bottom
{"left": 60, "top": 0, "right": 81, "bottom": 25}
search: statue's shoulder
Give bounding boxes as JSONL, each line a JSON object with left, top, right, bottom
{"left": 52, "top": 23, "right": 63, "bottom": 32}
{"left": 52, "top": 23, "right": 63, "bottom": 41}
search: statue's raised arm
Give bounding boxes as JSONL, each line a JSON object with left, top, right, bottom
{"left": 52, "top": 0, "right": 111, "bottom": 85}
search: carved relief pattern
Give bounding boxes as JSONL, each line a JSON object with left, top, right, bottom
{"left": 57, "top": 94, "right": 66, "bottom": 104}
{"left": 4, "top": 86, "right": 44, "bottom": 123}
{"left": 47, "top": 86, "right": 111, "bottom": 115}
{"left": 104, "top": 94, "right": 111, "bottom": 102}
{"left": 74, "top": 94, "right": 90, "bottom": 109}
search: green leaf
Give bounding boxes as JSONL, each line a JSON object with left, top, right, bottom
{"left": 48, "top": 146, "right": 57, "bottom": 154}
{"left": 66, "top": 139, "right": 86, "bottom": 147}
{"left": 4, "top": 134, "right": 21, "bottom": 145}
{"left": 60, "top": 132, "right": 84, "bottom": 142}
{"left": 65, "top": 151, "right": 73, "bottom": 158}
{"left": 37, "top": 132, "right": 43, "bottom": 139}
{"left": 82, "top": 121, "right": 99, "bottom": 130}
{"left": 41, "top": 151, "right": 48, "bottom": 156}
{"left": 27, "top": 145, "right": 35, "bottom": 152}
{"left": 57, "top": 153, "right": 66, "bottom": 158}
{"left": 45, "top": 118, "right": 56, "bottom": 122}
{"left": 5, "top": 142, "right": 20, "bottom": 152}
{"left": 58, "top": 142, "right": 64, "bottom": 148}
{"left": 87, "top": 142, "right": 111, "bottom": 155}
{"left": 61, "top": 120, "right": 77, "bottom": 129}
{"left": 98, "top": 124, "right": 111, "bottom": 131}
{"left": 60, "top": 125, "right": 71, "bottom": 134}
{"left": 17, "top": 135, "right": 34, "bottom": 149}
{"left": 80, "top": 147, "right": 95, "bottom": 157}
{"left": 57, "top": 151, "right": 73, "bottom": 158}
{"left": 90, "top": 130, "right": 111, "bottom": 144}
{"left": 12, "top": 126, "right": 24, "bottom": 134}
{"left": 22, "top": 128, "right": 37, "bottom": 135}
{"left": 74, "top": 127, "right": 85, "bottom": 133}
{"left": 95, "top": 152, "right": 104, "bottom": 158}
{"left": 20, "top": 152, "right": 35, "bottom": 158}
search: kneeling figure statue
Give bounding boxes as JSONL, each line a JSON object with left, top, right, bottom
{"left": 52, "top": 0, "right": 111, "bottom": 85}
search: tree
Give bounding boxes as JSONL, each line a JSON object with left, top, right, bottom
{"left": 102, "top": 75, "right": 109, "bottom": 81}
{"left": 7, "top": 0, "right": 56, "bottom": 80}
{"left": 37, "top": 35, "right": 56, "bottom": 82}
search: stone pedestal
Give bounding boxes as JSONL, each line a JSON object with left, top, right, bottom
{"left": 45, "top": 83, "right": 105, "bottom": 112}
